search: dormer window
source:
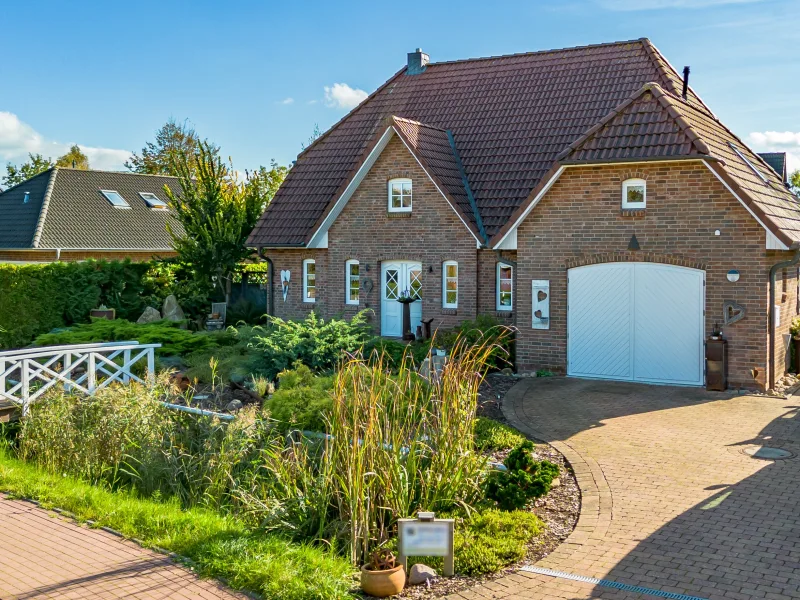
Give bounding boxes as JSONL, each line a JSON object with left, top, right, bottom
{"left": 100, "top": 189, "right": 130, "bottom": 209}
{"left": 622, "top": 179, "right": 646, "bottom": 209}
{"left": 389, "top": 178, "right": 412, "bottom": 213}
{"left": 139, "top": 192, "right": 168, "bottom": 209}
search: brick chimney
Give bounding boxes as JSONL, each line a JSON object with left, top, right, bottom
{"left": 407, "top": 48, "right": 429, "bottom": 75}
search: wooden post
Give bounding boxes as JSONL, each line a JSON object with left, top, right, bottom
{"left": 443, "top": 520, "right": 455, "bottom": 577}
{"left": 21, "top": 359, "right": 29, "bottom": 415}
{"left": 63, "top": 353, "right": 72, "bottom": 392}
{"left": 123, "top": 349, "right": 131, "bottom": 384}
{"left": 87, "top": 353, "right": 96, "bottom": 394}
{"left": 146, "top": 348, "right": 155, "bottom": 384}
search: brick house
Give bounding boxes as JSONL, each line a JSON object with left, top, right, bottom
{"left": 248, "top": 39, "right": 800, "bottom": 391}
{"left": 0, "top": 168, "right": 181, "bottom": 263}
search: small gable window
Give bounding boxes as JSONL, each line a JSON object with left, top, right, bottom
{"left": 622, "top": 179, "right": 646, "bottom": 209}
{"left": 303, "top": 259, "right": 316, "bottom": 303}
{"left": 345, "top": 259, "right": 359, "bottom": 305}
{"left": 100, "top": 189, "right": 130, "bottom": 209}
{"left": 497, "top": 263, "right": 513, "bottom": 311}
{"left": 388, "top": 178, "right": 412, "bottom": 212}
{"left": 443, "top": 261, "right": 458, "bottom": 309}
{"left": 139, "top": 192, "right": 168, "bottom": 209}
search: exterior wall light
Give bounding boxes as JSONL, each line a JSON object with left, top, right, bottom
{"left": 727, "top": 269, "right": 740, "bottom": 283}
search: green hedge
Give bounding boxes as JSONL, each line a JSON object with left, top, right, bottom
{"left": 0, "top": 260, "right": 152, "bottom": 349}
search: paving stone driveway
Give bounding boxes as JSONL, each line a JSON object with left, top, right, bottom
{"left": 447, "top": 377, "right": 800, "bottom": 600}
{"left": 0, "top": 495, "right": 246, "bottom": 599}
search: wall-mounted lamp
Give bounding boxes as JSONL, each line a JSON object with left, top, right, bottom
{"left": 714, "top": 230, "right": 721, "bottom": 236}
{"left": 428, "top": 265, "right": 433, "bottom": 273}
{"left": 727, "top": 269, "right": 740, "bottom": 283}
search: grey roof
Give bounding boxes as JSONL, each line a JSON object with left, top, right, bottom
{"left": 758, "top": 152, "right": 787, "bottom": 182}
{"left": 0, "top": 168, "right": 184, "bottom": 250}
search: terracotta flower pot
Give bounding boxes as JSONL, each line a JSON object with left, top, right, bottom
{"left": 360, "top": 564, "right": 405, "bottom": 597}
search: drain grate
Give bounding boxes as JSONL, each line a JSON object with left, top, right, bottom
{"left": 520, "top": 566, "right": 708, "bottom": 600}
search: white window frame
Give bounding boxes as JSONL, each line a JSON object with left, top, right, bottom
{"left": 496, "top": 262, "right": 513, "bottom": 311}
{"left": 345, "top": 259, "right": 359, "bottom": 305}
{"left": 139, "top": 191, "right": 168, "bottom": 209}
{"left": 303, "top": 259, "right": 316, "bottom": 303}
{"left": 442, "top": 260, "right": 458, "bottom": 309}
{"left": 621, "top": 178, "right": 646, "bottom": 209}
{"left": 388, "top": 178, "right": 413, "bottom": 213}
{"left": 100, "top": 189, "right": 131, "bottom": 209}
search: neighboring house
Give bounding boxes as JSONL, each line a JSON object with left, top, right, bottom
{"left": 758, "top": 152, "right": 788, "bottom": 183}
{"left": 248, "top": 38, "right": 800, "bottom": 391}
{"left": 0, "top": 168, "right": 182, "bottom": 263}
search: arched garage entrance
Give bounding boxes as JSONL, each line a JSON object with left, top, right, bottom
{"left": 567, "top": 262, "right": 705, "bottom": 386}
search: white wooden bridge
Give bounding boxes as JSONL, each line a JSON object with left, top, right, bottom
{"left": 0, "top": 341, "right": 161, "bottom": 417}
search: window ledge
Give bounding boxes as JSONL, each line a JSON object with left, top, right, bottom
{"left": 620, "top": 208, "right": 646, "bottom": 218}
{"left": 496, "top": 311, "right": 514, "bottom": 319}
{"left": 441, "top": 308, "right": 458, "bottom": 316}
{"left": 387, "top": 212, "right": 412, "bottom": 219}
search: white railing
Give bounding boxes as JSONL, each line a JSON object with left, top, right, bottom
{"left": 0, "top": 341, "right": 161, "bottom": 414}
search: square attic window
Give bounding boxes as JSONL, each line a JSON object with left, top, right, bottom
{"left": 139, "top": 192, "right": 168, "bottom": 209}
{"left": 100, "top": 189, "right": 130, "bottom": 209}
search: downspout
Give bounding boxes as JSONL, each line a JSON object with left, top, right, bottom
{"left": 768, "top": 250, "right": 800, "bottom": 389}
{"left": 259, "top": 248, "right": 275, "bottom": 318}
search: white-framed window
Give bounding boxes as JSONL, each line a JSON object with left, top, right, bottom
{"left": 497, "top": 263, "right": 513, "bottom": 311}
{"left": 621, "top": 178, "right": 646, "bottom": 209}
{"left": 303, "top": 259, "right": 316, "bottom": 303}
{"left": 100, "top": 189, "right": 130, "bottom": 209}
{"left": 443, "top": 260, "right": 458, "bottom": 308}
{"left": 388, "top": 178, "right": 412, "bottom": 212}
{"left": 345, "top": 259, "right": 359, "bottom": 305}
{"left": 139, "top": 192, "right": 168, "bottom": 209}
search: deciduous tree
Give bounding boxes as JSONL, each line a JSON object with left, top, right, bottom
{"left": 126, "top": 118, "right": 217, "bottom": 177}
{"left": 55, "top": 144, "right": 90, "bottom": 170}
{"left": 2, "top": 153, "right": 54, "bottom": 189}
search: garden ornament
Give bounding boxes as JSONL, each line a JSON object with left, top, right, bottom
{"left": 280, "top": 270, "right": 291, "bottom": 302}
{"left": 723, "top": 300, "right": 745, "bottom": 325}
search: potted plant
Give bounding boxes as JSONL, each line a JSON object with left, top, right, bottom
{"left": 360, "top": 549, "right": 405, "bottom": 597}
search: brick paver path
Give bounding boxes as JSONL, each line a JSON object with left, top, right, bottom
{"left": 447, "top": 377, "right": 800, "bottom": 600}
{"left": 0, "top": 495, "right": 246, "bottom": 599}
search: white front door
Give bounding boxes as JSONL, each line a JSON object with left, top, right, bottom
{"left": 567, "top": 262, "right": 705, "bottom": 386}
{"left": 381, "top": 261, "right": 423, "bottom": 337}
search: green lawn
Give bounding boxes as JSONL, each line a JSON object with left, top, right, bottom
{"left": 0, "top": 450, "right": 356, "bottom": 600}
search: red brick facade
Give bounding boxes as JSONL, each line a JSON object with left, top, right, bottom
{"left": 263, "top": 141, "right": 796, "bottom": 390}
{"left": 514, "top": 162, "right": 796, "bottom": 390}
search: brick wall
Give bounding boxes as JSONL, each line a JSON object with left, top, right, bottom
{"left": 514, "top": 161, "right": 790, "bottom": 390}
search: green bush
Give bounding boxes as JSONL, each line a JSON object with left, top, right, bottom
{"left": 437, "top": 315, "right": 515, "bottom": 371}
{"left": 474, "top": 417, "right": 526, "bottom": 451}
{"left": 32, "top": 319, "right": 221, "bottom": 357}
{"left": 252, "top": 311, "right": 372, "bottom": 378}
{"left": 183, "top": 325, "right": 265, "bottom": 382}
{"left": 265, "top": 364, "right": 335, "bottom": 432}
{"left": 483, "top": 441, "right": 559, "bottom": 510}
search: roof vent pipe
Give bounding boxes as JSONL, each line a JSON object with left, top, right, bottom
{"left": 407, "top": 48, "right": 430, "bottom": 75}
{"left": 682, "top": 66, "right": 690, "bottom": 100}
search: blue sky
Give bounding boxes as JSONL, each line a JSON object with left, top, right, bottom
{"left": 1, "top": 0, "right": 798, "bottom": 174}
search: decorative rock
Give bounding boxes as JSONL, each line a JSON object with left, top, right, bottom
{"left": 137, "top": 306, "right": 162, "bottom": 324}
{"left": 226, "top": 399, "right": 244, "bottom": 412}
{"left": 408, "top": 563, "right": 437, "bottom": 585}
{"left": 162, "top": 295, "right": 185, "bottom": 322}
{"left": 551, "top": 477, "right": 561, "bottom": 488}
{"left": 501, "top": 367, "right": 514, "bottom": 376}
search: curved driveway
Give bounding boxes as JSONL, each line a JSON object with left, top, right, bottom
{"left": 447, "top": 377, "right": 800, "bottom": 600}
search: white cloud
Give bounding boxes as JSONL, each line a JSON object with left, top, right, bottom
{"left": 0, "top": 111, "right": 131, "bottom": 171}
{"left": 324, "top": 83, "right": 368, "bottom": 110}
{"left": 747, "top": 131, "right": 800, "bottom": 174}
{"left": 596, "top": 0, "right": 761, "bottom": 9}
{"left": 278, "top": 97, "right": 294, "bottom": 105}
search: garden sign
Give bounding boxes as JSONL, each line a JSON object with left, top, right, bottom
{"left": 397, "top": 513, "right": 455, "bottom": 576}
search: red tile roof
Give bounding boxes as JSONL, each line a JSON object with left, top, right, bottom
{"left": 249, "top": 38, "right": 800, "bottom": 248}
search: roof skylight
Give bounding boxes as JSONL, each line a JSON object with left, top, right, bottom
{"left": 729, "top": 143, "right": 770, "bottom": 185}
{"left": 100, "top": 189, "right": 131, "bottom": 209}
{"left": 139, "top": 192, "right": 168, "bottom": 209}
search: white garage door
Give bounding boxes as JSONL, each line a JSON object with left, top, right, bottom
{"left": 567, "top": 262, "right": 704, "bottom": 386}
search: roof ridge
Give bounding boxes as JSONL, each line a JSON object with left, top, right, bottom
{"left": 427, "top": 38, "right": 648, "bottom": 67}
{"left": 556, "top": 82, "right": 710, "bottom": 161}
{"left": 58, "top": 167, "right": 181, "bottom": 179}
{"left": 32, "top": 167, "right": 59, "bottom": 249}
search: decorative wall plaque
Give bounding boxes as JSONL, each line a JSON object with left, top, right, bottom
{"left": 723, "top": 300, "right": 745, "bottom": 325}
